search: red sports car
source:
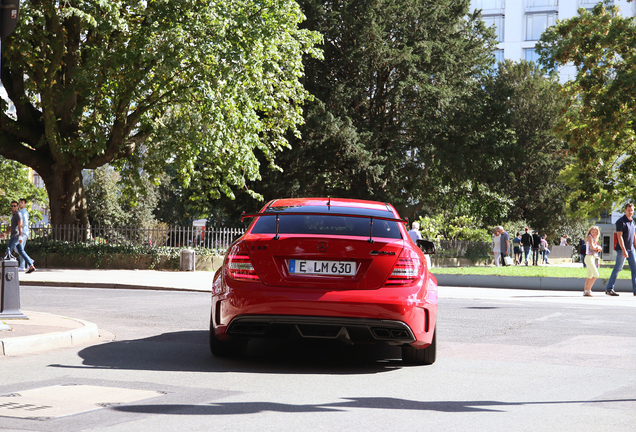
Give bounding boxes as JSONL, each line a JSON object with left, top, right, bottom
{"left": 209, "top": 197, "right": 438, "bottom": 364}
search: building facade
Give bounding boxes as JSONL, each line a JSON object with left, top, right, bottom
{"left": 471, "top": 0, "right": 636, "bottom": 81}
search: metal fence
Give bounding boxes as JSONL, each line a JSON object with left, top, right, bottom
{"left": 1, "top": 224, "right": 246, "bottom": 250}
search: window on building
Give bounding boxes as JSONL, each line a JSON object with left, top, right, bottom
{"left": 603, "top": 236, "right": 610, "bottom": 254}
{"left": 32, "top": 172, "right": 44, "bottom": 189}
{"left": 494, "top": 49, "right": 505, "bottom": 63}
{"left": 483, "top": 15, "right": 505, "bottom": 42}
{"left": 524, "top": 48, "right": 540, "bottom": 63}
{"left": 472, "top": 0, "right": 505, "bottom": 11}
{"left": 527, "top": 0, "right": 558, "bottom": 8}
{"left": 580, "top": 0, "right": 612, "bottom": 7}
{"left": 525, "top": 13, "right": 556, "bottom": 41}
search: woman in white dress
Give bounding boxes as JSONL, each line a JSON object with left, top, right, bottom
{"left": 492, "top": 228, "right": 501, "bottom": 267}
{"left": 583, "top": 226, "right": 602, "bottom": 297}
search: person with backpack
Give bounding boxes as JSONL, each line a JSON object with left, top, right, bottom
{"left": 578, "top": 238, "right": 587, "bottom": 268}
{"left": 520, "top": 227, "right": 533, "bottom": 266}
{"left": 532, "top": 230, "right": 542, "bottom": 266}
{"left": 512, "top": 233, "right": 522, "bottom": 265}
{"left": 540, "top": 234, "right": 550, "bottom": 264}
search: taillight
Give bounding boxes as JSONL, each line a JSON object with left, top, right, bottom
{"left": 384, "top": 250, "right": 424, "bottom": 286}
{"left": 226, "top": 242, "right": 261, "bottom": 281}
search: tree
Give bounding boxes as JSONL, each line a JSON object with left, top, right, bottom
{"left": 84, "top": 166, "right": 126, "bottom": 228}
{"left": 0, "top": 0, "right": 321, "bottom": 226}
{"left": 442, "top": 60, "right": 573, "bottom": 236}
{"left": 536, "top": 0, "right": 636, "bottom": 216}
{"left": 224, "top": 0, "right": 497, "bottom": 222}
{"left": 85, "top": 164, "right": 161, "bottom": 229}
{"left": 0, "top": 156, "right": 47, "bottom": 222}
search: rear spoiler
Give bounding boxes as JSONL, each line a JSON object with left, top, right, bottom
{"left": 241, "top": 211, "right": 408, "bottom": 243}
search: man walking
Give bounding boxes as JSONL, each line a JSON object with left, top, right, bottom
{"left": 498, "top": 226, "right": 510, "bottom": 266}
{"left": 532, "top": 230, "right": 541, "bottom": 266}
{"left": 605, "top": 203, "right": 636, "bottom": 296}
{"left": 16, "top": 198, "right": 29, "bottom": 271}
{"left": 5, "top": 201, "right": 36, "bottom": 273}
{"left": 521, "top": 227, "right": 533, "bottom": 266}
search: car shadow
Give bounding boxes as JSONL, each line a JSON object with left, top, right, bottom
{"left": 51, "top": 331, "right": 407, "bottom": 375}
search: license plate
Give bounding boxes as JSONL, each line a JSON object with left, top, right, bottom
{"left": 289, "top": 260, "right": 356, "bottom": 276}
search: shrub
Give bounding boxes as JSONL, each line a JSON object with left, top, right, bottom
{"left": 464, "top": 242, "right": 492, "bottom": 263}
{"left": 2, "top": 240, "right": 223, "bottom": 269}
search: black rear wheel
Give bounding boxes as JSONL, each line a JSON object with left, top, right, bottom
{"left": 402, "top": 330, "right": 436, "bottom": 365}
{"left": 210, "top": 322, "right": 247, "bottom": 357}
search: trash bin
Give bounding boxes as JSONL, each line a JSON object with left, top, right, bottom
{"left": 1, "top": 259, "right": 27, "bottom": 319}
{"left": 180, "top": 248, "right": 195, "bottom": 272}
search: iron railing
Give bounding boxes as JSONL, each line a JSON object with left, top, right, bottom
{"left": 1, "top": 224, "right": 245, "bottom": 251}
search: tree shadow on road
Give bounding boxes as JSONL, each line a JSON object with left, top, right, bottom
{"left": 112, "top": 395, "right": 636, "bottom": 415}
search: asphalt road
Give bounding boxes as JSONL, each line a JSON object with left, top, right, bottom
{"left": 1, "top": 286, "right": 635, "bottom": 432}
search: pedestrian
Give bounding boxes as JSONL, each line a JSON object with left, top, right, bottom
{"left": 583, "top": 226, "right": 602, "bottom": 297}
{"left": 491, "top": 228, "right": 501, "bottom": 266}
{"left": 498, "top": 226, "right": 510, "bottom": 266}
{"left": 4, "top": 200, "right": 36, "bottom": 273}
{"left": 513, "top": 232, "right": 522, "bottom": 265}
{"left": 408, "top": 221, "right": 422, "bottom": 244}
{"left": 578, "top": 238, "right": 587, "bottom": 268}
{"left": 560, "top": 235, "right": 569, "bottom": 246}
{"left": 605, "top": 203, "right": 636, "bottom": 296}
{"left": 532, "top": 230, "right": 541, "bottom": 266}
{"left": 540, "top": 234, "right": 551, "bottom": 264}
{"left": 521, "top": 227, "right": 533, "bottom": 266}
{"left": 15, "top": 198, "right": 30, "bottom": 271}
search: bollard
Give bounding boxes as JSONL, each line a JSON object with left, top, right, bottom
{"left": 180, "top": 248, "right": 195, "bottom": 272}
{"left": 0, "top": 259, "right": 27, "bottom": 319}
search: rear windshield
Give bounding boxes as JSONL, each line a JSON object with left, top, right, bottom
{"left": 251, "top": 214, "right": 402, "bottom": 239}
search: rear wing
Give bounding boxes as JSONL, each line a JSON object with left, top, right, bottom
{"left": 241, "top": 211, "right": 407, "bottom": 243}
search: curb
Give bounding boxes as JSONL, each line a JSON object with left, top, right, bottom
{"left": 0, "top": 314, "right": 100, "bottom": 356}
{"left": 19, "top": 280, "right": 207, "bottom": 293}
{"left": 434, "top": 274, "right": 634, "bottom": 293}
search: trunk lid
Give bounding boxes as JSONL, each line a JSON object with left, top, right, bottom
{"left": 244, "top": 234, "right": 404, "bottom": 290}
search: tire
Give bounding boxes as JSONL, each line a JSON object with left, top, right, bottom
{"left": 402, "top": 330, "right": 436, "bottom": 365}
{"left": 209, "top": 325, "right": 247, "bottom": 357}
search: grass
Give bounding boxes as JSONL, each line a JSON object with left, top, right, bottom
{"left": 430, "top": 264, "right": 632, "bottom": 279}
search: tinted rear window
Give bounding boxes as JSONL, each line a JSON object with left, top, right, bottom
{"left": 251, "top": 214, "right": 402, "bottom": 239}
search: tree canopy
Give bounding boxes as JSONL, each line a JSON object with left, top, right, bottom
{"left": 536, "top": 0, "right": 636, "bottom": 216}
{"left": 444, "top": 60, "right": 572, "bottom": 235}
{"left": 0, "top": 156, "right": 48, "bottom": 223}
{"left": 225, "top": 0, "right": 497, "bottom": 222}
{"left": 214, "top": 2, "right": 571, "bottom": 238}
{"left": 1, "top": 0, "right": 321, "bottom": 225}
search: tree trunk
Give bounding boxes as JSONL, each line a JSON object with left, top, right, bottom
{"left": 39, "top": 161, "right": 89, "bottom": 228}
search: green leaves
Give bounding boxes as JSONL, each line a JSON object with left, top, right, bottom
{"left": 0, "top": 157, "right": 48, "bottom": 222}
{"left": 241, "top": 0, "right": 496, "bottom": 221}
{"left": 1, "top": 0, "right": 321, "bottom": 224}
{"left": 536, "top": 1, "right": 636, "bottom": 216}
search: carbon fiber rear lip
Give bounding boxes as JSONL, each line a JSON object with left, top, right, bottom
{"left": 226, "top": 315, "right": 416, "bottom": 344}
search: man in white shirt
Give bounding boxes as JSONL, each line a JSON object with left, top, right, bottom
{"left": 17, "top": 199, "right": 30, "bottom": 271}
{"left": 408, "top": 222, "right": 422, "bottom": 244}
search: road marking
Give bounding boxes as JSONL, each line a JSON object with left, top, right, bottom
{"left": 0, "top": 385, "right": 164, "bottom": 420}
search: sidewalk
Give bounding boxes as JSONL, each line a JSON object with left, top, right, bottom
{"left": 1, "top": 269, "right": 215, "bottom": 356}
{"left": 18, "top": 268, "right": 215, "bottom": 292}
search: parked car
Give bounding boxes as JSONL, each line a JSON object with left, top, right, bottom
{"left": 209, "top": 197, "right": 438, "bottom": 364}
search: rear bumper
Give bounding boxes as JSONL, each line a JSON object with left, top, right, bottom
{"left": 211, "top": 274, "right": 437, "bottom": 347}
{"left": 225, "top": 315, "right": 416, "bottom": 345}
